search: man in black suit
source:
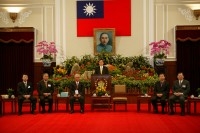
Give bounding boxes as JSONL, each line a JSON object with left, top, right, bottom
{"left": 151, "top": 73, "right": 169, "bottom": 114}
{"left": 169, "top": 72, "right": 190, "bottom": 116}
{"left": 94, "top": 59, "right": 109, "bottom": 75}
{"left": 17, "top": 74, "right": 36, "bottom": 115}
{"left": 0, "top": 94, "right": 2, "bottom": 116}
{"left": 69, "top": 74, "right": 85, "bottom": 114}
{"left": 38, "top": 73, "right": 54, "bottom": 113}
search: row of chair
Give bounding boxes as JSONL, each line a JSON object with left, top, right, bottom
{"left": 0, "top": 84, "right": 192, "bottom": 115}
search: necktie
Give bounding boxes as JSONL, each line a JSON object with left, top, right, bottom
{"left": 45, "top": 81, "right": 47, "bottom": 88}
{"left": 179, "top": 80, "right": 182, "bottom": 86}
{"left": 76, "top": 82, "right": 79, "bottom": 89}
{"left": 100, "top": 67, "right": 103, "bottom": 74}
{"left": 24, "top": 82, "right": 27, "bottom": 88}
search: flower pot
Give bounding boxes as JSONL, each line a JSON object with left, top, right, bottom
{"left": 97, "top": 92, "right": 105, "bottom": 96}
{"left": 41, "top": 59, "right": 52, "bottom": 67}
{"left": 154, "top": 58, "right": 165, "bottom": 66}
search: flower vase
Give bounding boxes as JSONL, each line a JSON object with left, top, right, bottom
{"left": 154, "top": 58, "right": 165, "bottom": 66}
{"left": 41, "top": 59, "right": 52, "bottom": 67}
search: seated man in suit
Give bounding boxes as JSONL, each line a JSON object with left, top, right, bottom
{"left": 0, "top": 95, "right": 2, "bottom": 116}
{"left": 38, "top": 73, "right": 54, "bottom": 113}
{"left": 151, "top": 73, "right": 169, "bottom": 114}
{"left": 17, "top": 74, "right": 37, "bottom": 115}
{"left": 69, "top": 74, "right": 85, "bottom": 114}
{"left": 94, "top": 59, "right": 109, "bottom": 75}
{"left": 169, "top": 72, "right": 190, "bottom": 116}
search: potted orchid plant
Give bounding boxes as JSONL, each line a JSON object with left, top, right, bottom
{"left": 149, "top": 40, "right": 171, "bottom": 66}
{"left": 36, "top": 41, "right": 58, "bottom": 67}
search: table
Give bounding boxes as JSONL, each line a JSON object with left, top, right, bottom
{"left": 188, "top": 97, "right": 200, "bottom": 114}
{"left": 1, "top": 97, "right": 17, "bottom": 115}
{"left": 55, "top": 97, "right": 69, "bottom": 112}
{"left": 137, "top": 96, "right": 152, "bottom": 112}
{"left": 91, "top": 96, "right": 111, "bottom": 111}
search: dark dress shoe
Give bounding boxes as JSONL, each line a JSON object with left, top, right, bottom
{"left": 180, "top": 112, "right": 185, "bottom": 116}
{"left": 18, "top": 112, "right": 22, "bottom": 116}
{"left": 80, "top": 110, "right": 84, "bottom": 114}
{"left": 153, "top": 110, "right": 158, "bottom": 114}
{"left": 41, "top": 110, "right": 46, "bottom": 114}
{"left": 70, "top": 110, "right": 74, "bottom": 114}
{"left": 169, "top": 111, "right": 174, "bottom": 115}
{"left": 31, "top": 110, "right": 35, "bottom": 114}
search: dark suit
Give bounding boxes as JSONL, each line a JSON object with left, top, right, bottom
{"left": 38, "top": 80, "right": 54, "bottom": 112}
{"left": 69, "top": 81, "right": 85, "bottom": 111}
{"left": 17, "top": 82, "right": 36, "bottom": 114}
{"left": 0, "top": 96, "right": 2, "bottom": 116}
{"left": 94, "top": 66, "right": 109, "bottom": 75}
{"left": 151, "top": 81, "right": 169, "bottom": 112}
{"left": 169, "top": 79, "right": 190, "bottom": 113}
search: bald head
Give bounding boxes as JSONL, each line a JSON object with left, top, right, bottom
{"left": 74, "top": 74, "right": 81, "bottom": 82}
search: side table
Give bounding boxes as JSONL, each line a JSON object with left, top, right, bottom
{"left": 188, "top": 97, "right": 200, "bottom": 114}
{"left": 55, "top": 97, "right": 69, "bottom": 112}
{"left": 1, "top": 97, "right": 17, "bottom": 115}
{"left": 91, "top": 96, "right": 111, "bottom": 111}
{"left": 137, "top": 96, "right": 152, "bottom": 112}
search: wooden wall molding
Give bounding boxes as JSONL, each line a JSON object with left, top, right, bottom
{"left": 176, "top": 25, "right": 200, "bottom": 30}
{"left": 0, "top": 27, "right": 34, "bottom": 32}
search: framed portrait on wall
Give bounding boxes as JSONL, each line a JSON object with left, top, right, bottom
{"left": 94, "top": 28, "right": 115, "bottom": 55}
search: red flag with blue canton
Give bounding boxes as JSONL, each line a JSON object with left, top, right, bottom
{"left": 77, "top": 0, "right": 131, "bottom": 37}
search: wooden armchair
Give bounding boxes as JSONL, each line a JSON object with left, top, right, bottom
{"left": 112, "top": 85, "right": 128, "bottom": 111}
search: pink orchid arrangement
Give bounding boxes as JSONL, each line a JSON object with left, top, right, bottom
{"left": 149, "top": 40, "right": 171, "bottom": 59}
{"left": 36, "top": 41, "right": 58, "bottom": 60}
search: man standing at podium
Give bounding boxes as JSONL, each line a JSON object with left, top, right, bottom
{"left": 94, "top": 59, "right": 109, "bottom": 75}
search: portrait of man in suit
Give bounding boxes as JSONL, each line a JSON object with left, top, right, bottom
{"left": 94, "top": 59, "right": 109, "bottom": 75}
{"left": 97, "top": 32, "right": 112, "bottom": 53}
{"left": 94, "top": 28, "right": 115, "bottom": 55}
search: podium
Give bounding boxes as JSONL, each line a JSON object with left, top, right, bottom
{"left": 90, "top": 74, "right": 112, "bottom": 110}
{"left": 90, "top": 74, "right": 112, "bottom": 94}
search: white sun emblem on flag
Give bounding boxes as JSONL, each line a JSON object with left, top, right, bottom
{"left": 83, "top": 2, "right": 97, "bottom": 16}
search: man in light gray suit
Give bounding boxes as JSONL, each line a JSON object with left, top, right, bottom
{"left": 169, "top": 72, "right": 190, "bottom": 116}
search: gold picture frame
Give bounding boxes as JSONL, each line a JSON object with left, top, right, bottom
{"left": 94, "top": 28, "right": 115, "bottom": 55}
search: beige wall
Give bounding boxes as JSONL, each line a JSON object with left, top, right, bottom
{"left": 155, "top": 0, "right": 200, "bottom": 60}
{"left": 56, "top": 0, "right": 153, "bottom": 64}
{"left": 0, "top": 0, "right": 199, "bottom": 64}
